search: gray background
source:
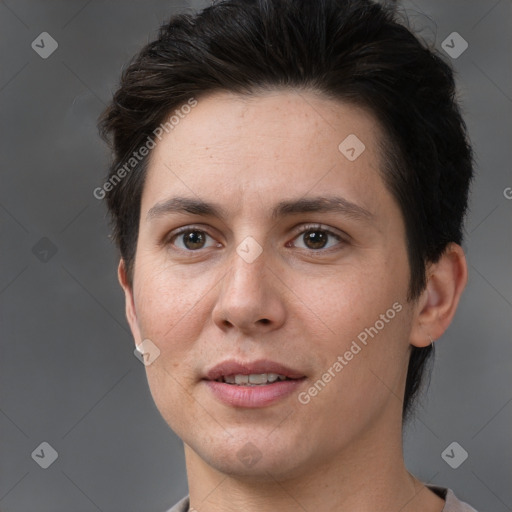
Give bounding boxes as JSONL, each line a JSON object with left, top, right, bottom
{"left": 0, "top": 1, "right": 510, "bottom": 511}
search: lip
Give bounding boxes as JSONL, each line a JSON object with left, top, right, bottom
{"left": 204, "top": 359, "right": 305, "bottom": 381}
{"left": 204, "top": 379, "right": 305, "bottom": 408}
{"left": 202, "top": 359, "right": 306, "bottom": 408}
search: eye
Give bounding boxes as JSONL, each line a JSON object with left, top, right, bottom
{"left": 288, "top": 225, "right": 344, "bottom": 251}
{"left": 168, "top": 228, "right": 220, "bottom": 251}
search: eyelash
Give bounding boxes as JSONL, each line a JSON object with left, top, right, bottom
{"left": 165, "top": 224, "right": 346, "bottom": 253}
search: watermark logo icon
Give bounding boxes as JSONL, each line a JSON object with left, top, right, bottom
{"left": 31, "top": 442, "right": 58, "bottom": 469}
{"left": 134, "top": 339, "right": 161, "bottom": 366}
{"left": 441, "top": 32, "right": 468, "bottom": 59}
{"left": 338, "top": 134, "right": 366, "bottom": 161}
{"left": 441, "top": 441, "right": 468, "bottom": 469}
{"left": 31, "top": 32, "right": 58, "bottom": 59}
{"left": 237, "top": 442, "right": 262, "bottom": 468}
{"left": 236, "top": 236, "right": 263, "bottom": 264}
{"left": 32, "top": 237, "right": 58, "bottom": 262}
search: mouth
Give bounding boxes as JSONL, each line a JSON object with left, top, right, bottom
{"left": 213, "top": 373, "right": 299, "bottom": 386}
{"left": 202, "top": 360, "right": 306, "bottom": 407}
{"left": 203, "top": 359, "right": 306, "bottom": 383}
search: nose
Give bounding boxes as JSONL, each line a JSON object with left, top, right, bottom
{"left": 212, "top": 246, "right": 286, "bottom": 334}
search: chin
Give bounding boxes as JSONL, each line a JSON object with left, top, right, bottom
{"left": 190, "top": 431, "right": 311, "bottom": 481}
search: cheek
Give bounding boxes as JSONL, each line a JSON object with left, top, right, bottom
{"left": 297, "top": 262, "right": 410, "bottom": 395}
{"left": 134, "top": 263, "right": 212, "bottom": 432}
{"left": 133, "top": 258, "right": 212, "bottom": 340}
{"left": 145, "top": 364, "right": 205, "bottom": 438}
{"left": 295, "top": 262, "right": 399, "bottom": 339}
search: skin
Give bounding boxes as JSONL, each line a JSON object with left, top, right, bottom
{"left": 119, "top": 90, "right": 467, "bottom": 512}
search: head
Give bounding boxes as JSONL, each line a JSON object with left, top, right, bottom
{"left": 98, "top": 0, "right": 473, "bottom": 477}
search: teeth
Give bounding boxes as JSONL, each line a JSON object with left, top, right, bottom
{"left": 248, "top": 373, "right": 267, "bottom": 384}
{"left": 221, "top": 373, "right": 289, "bottom": 385}
{"left": 234, "top": 374, "right": 249, "bottom": 385}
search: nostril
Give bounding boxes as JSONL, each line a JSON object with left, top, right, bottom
{"left": 259, "top": 318, "right": 271, "bottom": 325}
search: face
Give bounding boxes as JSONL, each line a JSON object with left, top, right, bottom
{"left": 123, "top": 90, "right": 418, "bottom": 480}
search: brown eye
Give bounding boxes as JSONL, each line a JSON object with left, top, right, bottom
{"left": 290, "top": 226, "right": 343, "bottom": 251}
{"left": 182, "top": 230, "right": 206, "bottom": 250}
{"left": 169, "top": 229, "right": 218, "bottom": 251}
{"left": 302, "top": 230, "right": 329, "bottom": 249}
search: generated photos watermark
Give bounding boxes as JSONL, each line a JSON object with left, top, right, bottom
{"left": 298, "top": 301, "right": 403, "bottom": 405}
{"left": 93, "top": 97, "right": 198, "bottom": 200}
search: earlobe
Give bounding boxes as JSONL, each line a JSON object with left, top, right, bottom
{"left": 118, "top": 259, "right": 142, "bottom": 345}
{"left": 410, "top": 243, "right": 468, "bottom": 348}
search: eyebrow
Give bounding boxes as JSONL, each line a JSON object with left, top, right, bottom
{"left": 146, "top": 195, "right": 374, "bottom": 223}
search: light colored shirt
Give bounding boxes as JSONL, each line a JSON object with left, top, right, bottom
{"left": 165, "top": 484, "right": 479, "bottom": 511}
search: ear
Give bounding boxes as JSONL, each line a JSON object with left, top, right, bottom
{"left": 410, "top": 243, "right": 468, "bottom": 347}
{"left": 118, "top": 259, "right": 143, "bottom": 346}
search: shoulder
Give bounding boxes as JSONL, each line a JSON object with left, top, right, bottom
{"left": 164, "top": 495, "right": 190, "bottom": 512}
{"left": 165, "top": 489, "right": 480, "bottom": 512}
{"left": 444, "top": 488, "right": 479, "bottom": 512}
{"left": 426, "top": 484, "right": 479, "bottom": 512}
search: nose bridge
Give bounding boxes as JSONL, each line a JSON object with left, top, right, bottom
{"left": 226, "top": 236, "right": 268, "bottom": 299}
{"left": 212, "top": 236, "right": 286, "bottom": 331}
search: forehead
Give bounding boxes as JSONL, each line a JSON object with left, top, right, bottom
{"left": 142, "top": 89, "right": 390, "bottom": 217}
{"left": 152, "top": 89, "right": 382, "bottom": 159}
